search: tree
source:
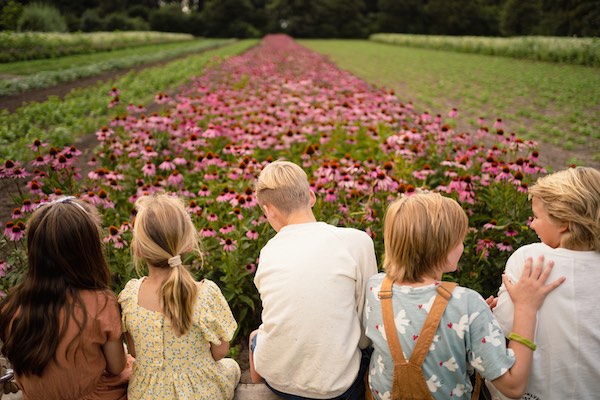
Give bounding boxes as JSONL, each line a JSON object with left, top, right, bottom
{"left": 266, "top": 0, "right": 367, "bottom": 38}
{"left": 200, "top": 0, "right": 260, "bottom": 37}
{"left": 500, "top": 0, "right": 543, "bottom": 36}
{"left": 376, "top": 0, "right": 426, "bottom": 34}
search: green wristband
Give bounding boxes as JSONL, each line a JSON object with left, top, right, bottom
{"left": 508, "top": 332, "right": 537, "bottom": 351}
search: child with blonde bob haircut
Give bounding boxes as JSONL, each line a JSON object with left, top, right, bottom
{"left": 364, "top": 191, "right": 564, "bottom": 400}
{"left": 493, "top": 167, "right": 600, "bottom": 399}
{"left": 250, "top": 160, "right": 378, "bottom": 400}
{"left": 119, "top": 193, "right": 240, "bottom": 400}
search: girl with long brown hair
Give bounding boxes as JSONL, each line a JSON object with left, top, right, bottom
{"left": 0, "top": 196, "right": 130, "bottom": 400}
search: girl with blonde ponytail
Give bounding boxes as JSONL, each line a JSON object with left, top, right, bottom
{"left": 119, "top": 194, "right": 240, "bottom": 399}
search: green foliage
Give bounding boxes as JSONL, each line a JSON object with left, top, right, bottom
{"left": 266, "top": 0, "right": 368, "bottom": 38}
{"left": 500, "top": 0, "right": 543, "bottom": 36}
{"left": 0, "top": 31, "right": 196, "bottom": 63}
{"left": 148, "top": 4, "right": 191, "bottom": 34}
{"left": 200, "top": 0, "right": 261, "bottom": 38}
{"left": 369, "top": 33, "right": 600, "bottom": 67}
{"left": 0, "top": 39, "right": 231, "bottom": 96}
{"left": 17, "top": 2, "right": 67, "bottom": 33}
{"left": 104, "top": 12, "right": 150, "bottom": 31}
{"left": 80, "top": 9, "right": 104, "bottom": 32}
{"left": 0, "top": 0, "right": 23, "bottom": 31}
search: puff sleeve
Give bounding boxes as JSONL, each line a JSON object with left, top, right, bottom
{"left": 195, "top": 279, "right": 237, "bottom": 345}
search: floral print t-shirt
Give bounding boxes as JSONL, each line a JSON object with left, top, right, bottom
{"left": 364, "top": 273, "right": 515, "bottom": 400}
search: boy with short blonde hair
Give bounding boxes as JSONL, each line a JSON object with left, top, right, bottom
{"left": 250, "top": 160, "right": 378, "bottom": 400}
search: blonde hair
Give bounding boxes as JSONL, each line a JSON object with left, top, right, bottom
{"left": 528, "top": 166, "right": 600, "bottom": 252}
{"left": 383, "top": 192, "right": 469, "bottom": 283}
{"left": 132, "top": 194, "right": 201, "bottom": 336}
{"left": 255, "top": 160, "right": 311, "bottom": 215}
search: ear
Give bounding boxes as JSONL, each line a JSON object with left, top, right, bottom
{"left": 558, "top": 221, "right": 569, "bottom": 233}
{"left": 309, "top": 190, "right": 316, "bottom": 207}
{"left": 262, "top": 203, "right": 275, "bottom": 219}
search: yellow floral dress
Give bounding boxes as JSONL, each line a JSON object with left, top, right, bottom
{"left": 118, "top": 278, "right": 241, "bottom": 400}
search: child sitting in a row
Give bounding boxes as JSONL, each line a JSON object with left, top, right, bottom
{"left": 118, "top": 193, "right": 241, "bottom": 399}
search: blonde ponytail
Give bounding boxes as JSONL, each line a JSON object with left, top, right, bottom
{"left": 162, "top": 262, "right": 197, "bottom": 336}
{"left": 132, "top": 194, "right": 201, "bottom": 336}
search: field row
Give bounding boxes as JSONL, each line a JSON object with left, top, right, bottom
{"left": 0, "top": 31, "right": 195, "bottom": 63}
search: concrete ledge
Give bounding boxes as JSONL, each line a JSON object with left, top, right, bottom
{"left": 234, "top": 383, "right": 280, "bottom": 400}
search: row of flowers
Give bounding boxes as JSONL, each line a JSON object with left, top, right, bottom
{"left": 0, "top": 34, "right": 544, "bottom": 338}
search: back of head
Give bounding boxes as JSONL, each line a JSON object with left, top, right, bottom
{"left": 0, "top": 197, "right": 110, "bottom": 376}
{"left": 255, "top": 160, "right": 311, "bottom": 215}
{"left": 132, "top": 194, "right": 200, "bottom": 336}
{"left": 383, "top": 192, "right": 469, "bottom": 283}
{"left": 528, "top": 166, "right": 600, "bottom": 252}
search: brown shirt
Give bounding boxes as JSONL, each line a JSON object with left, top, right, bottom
{"left": 16, "top": 290, "right": 127, "bottom": 400}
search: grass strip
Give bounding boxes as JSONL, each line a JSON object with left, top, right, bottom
{"left": 370, "top": 33, "right": 600, "bottom": 67}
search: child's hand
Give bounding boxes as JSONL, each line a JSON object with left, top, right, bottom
{"left": 503, "top": 256, "right": 565, "bottom": 311}
{"left": 485, "top": 295, "right": 497, "bottom": 309}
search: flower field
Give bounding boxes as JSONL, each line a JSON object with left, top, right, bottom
{"left": 0, "top": 35, "right": 545, "bottom": 340}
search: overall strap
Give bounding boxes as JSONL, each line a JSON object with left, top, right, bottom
{"left": 379, "top": 278, "right": 458, "bottom": 399}
{"left": 408, "top": 282, "right": 457, "bottom": 366}
{"left": 379, "top": 276, "right": 407, "bottom": 365}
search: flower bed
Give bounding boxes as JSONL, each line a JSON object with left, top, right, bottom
{"left": 0, "top": 34, "right": 545, "bottom": 339}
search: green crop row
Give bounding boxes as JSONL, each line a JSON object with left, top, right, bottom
{"left": 370, "top": 34, "right": 600, "bottom": 67}
{"left": 0, "top": 40, "right": 257, "bottom": 161}
{"left": 0, "top": 31, "right": 196, "bottom": 63}
{"left": 0, "top": 39, "right": 233, "bottom": 96}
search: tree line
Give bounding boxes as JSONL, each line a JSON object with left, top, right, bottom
{"left": 1, "top": 0, "right": 598, "bottom": 38}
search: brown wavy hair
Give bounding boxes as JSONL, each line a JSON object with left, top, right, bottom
{"left": 0, "top": 197, "right": 111, "bottom": 376}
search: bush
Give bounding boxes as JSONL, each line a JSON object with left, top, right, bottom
{"left": 127, "top": 5, "right": 151, "bottom": 21}
{"left": 0, "top": 0, "right": 23, "bottom": 31}
{"left": 149, "top": 4, "right": 191, "bottom": 33}
{"left": 104, "top": 12, "right": 149, "bottom": 31}
{"left": 17, "top": 2, "right": 67, "bottom": 32}
{"left": 80, "top": 9, "right": 104, "bottom": 32}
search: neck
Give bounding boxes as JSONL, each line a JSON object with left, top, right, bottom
{"left": 146, "top": 265, "right": 171, "bottom": 283}
{"left": 282, "top": 209, "right": 316, "bottom": 227}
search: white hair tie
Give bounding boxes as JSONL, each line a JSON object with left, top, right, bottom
{"left": 168, "top": 255, "right": 182, "bottom": 268}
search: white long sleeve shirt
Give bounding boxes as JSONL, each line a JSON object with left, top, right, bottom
{"left": 253, "top": 222, "right": 378, "bottom": 399}
{"left": 493, "top": 243, "right": 600, "bottom": 400}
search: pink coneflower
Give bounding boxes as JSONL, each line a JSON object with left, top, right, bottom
{"left": 496, "top": 241, "right": 513, "bottom": 252}
{"left": 167, "top": 170, "right": 184, "bottom": 186}
{"left": 231, "top": 208, "right": 243, "bottom": 220}
{"left": 207, "top": 213, "right": 218, "bottom": 222}
{"left": 29, "top": 139, "right": 47, "bottom": 152}
{"left": 246, "top": 230, "right": 259, "bottom": 240}
{"left": 483, "top": 220, "right": 497, "bottom": 230}
{"left": 219, "top": 224, "right": 235, "bottom": 234}
{"left": 476, "top": 238, "right": 496, "bottom": 257}
{"left": 200, "top": 228, "right": 217, "bottom": 237}
{"left": 7, "top": 221, "right": 25, "bottom": 241}
{"left": 505, "top": 229, "right": 518, "bottom": 237}
{"left": 31, "top": 155, "right": 49, "bottom": 167}
{"left": 0, "top": 260, "right": 7, "bottom": 277}
{"left": 21, "top": 199, "right": 35, "bottom": 213}
{"left": 142, "top": 161, "right": 156, "bottom": 177}
{"left": 198, "top": 185, "right": 211, "bottom": 197}
{"left": 325, "top": 188, "right": 337, "bottom": 202}
{"left": 159, "top": 157, "right": 176, "bottom": 171}
{"left": 220, "top": 238, "right": 237, "bottom": 252}
{"left": 245, "top": 263, "right": 257, "bottom": 273}
{"left": 448, "top": 108, "right": 458, "bottom": 118}
{"left": 4, "top": 221, "right": 15, "bottom": 237}
{"left": 493, "top": 118, "right": 503, "bottom": 131}
{"left": 187, "top": 200, "right": 202, "bottom": 215}
{"left": 11, "top": 208, "right": 23, "bottom": 219}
